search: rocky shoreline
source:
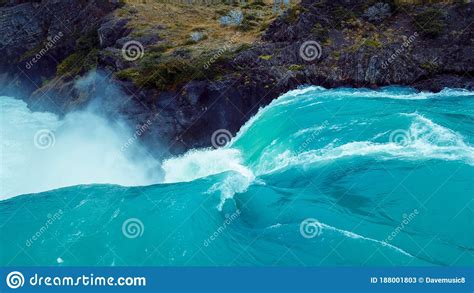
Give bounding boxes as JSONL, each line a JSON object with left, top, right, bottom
{"left": 1, "top": 0, "right": 473, "bottom": 155}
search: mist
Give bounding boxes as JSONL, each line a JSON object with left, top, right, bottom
{"left": 0, "top": 72, "right": 163, "bottom": 199}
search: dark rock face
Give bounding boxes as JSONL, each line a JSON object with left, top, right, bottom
{"left": 261, "top": 0, "right": 473, "bottom": 89}
{"left": 0, "top": 0, "right": 118, "bottom": 64}
{"left": 152, "top": 1, "right": 473, "bottom": 153}
{"left": 0, "top": 0, "right": 118, "bottom": 98}
{"left": 1, "top": 0, "right": 473, "bottom": 156}
{"left": 0, "top": 3, "right": 43, "bottom": 64}
{"left": 98, "top": 17, "right": 131, "bottom": 48}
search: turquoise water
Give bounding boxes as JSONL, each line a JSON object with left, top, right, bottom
{"left": 1, "top": 86, "right": 473, "bottom": 266}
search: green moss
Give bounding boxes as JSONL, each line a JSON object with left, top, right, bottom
{"left": 56, "top": 53, "right": 82, "bottom": 77}
{"left": 183, "top": 39, "right": 198, "bottom": 46}
{"left": 248, "top": 0, "right": 266, "bottom": 8}
{"left": 215, "top": 8, "right": 228, "bottom": 16}
{"left": 311, "top": 23, "right": 329, "bottom": 41}
{"left": 455, "top": 0, "right": 469, "bottom": 6}
{"left": 332, "top": 7, "right": 356, "bottom": 29}
{"left": 149, "top": 43, "right": 173, "bottom": 53}
{"left": 116, "top": 68, "right": 141, "bottom": 80}
{"left": 76, "top": 30, "right": 100, "bottom": 51}
{"left": 235, "top": 43, "right": 253, "bottom": 53}
{"left": 288, "top": 64, "right": 304, "bottom": 71}
{"left": 18, "top": 44, "right": 45, "bottom": 62}
{"left": 420, "top": 61, "right": 440, "bottom": 74}
{"left": 259, "top": 55, "right": 272, "bottom": 60}
{"left": 346, "top": 33, "right": 382, "bottom": 53}
{"left": 414, "top": 8, "right": 445, "bottom": 37}
{"left": 239, "top": 18, "right": 259, "bottom": 32}
{"left": 117, "top": 36, "right": 246, "bottom": 91}
{"left": 364, "top": 37, "right": 382, "bottom": 48}
{"left": 41, "top": 78, "right": 51, "bottom": 87}
{"left": 116, "top": 56, "right": 208, "bottom": 91}
{"left": 131, "top": 31, "right": 145, "bottom": 38}
{"left": 147, "top": 59, "right": 199, "bottom": 90}
{"left": 55, "top": 28, "right": 100, "bottom": 78}
{"left": 284, "top": 7, "right": 307, "bottom": 24}
{"left": 56, "top": 49, "right": 99, "bottom": 78}
{"left": 191, "top": 27, "right": 207, "bottom": 32}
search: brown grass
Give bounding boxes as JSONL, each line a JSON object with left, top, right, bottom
{"left": 118, "top": 0, "right": 292, "bottom": 56}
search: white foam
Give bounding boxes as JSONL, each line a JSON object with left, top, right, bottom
{"left": 266, "top": 220, "right": 413, "bottom": 257}
{"left": 317, "top": 221, "right": 414, "bottom": 257}
{"left": 294, "top": 124, "right": 326, "bottom": 137}
{"left": 0, "top": 96, "right": 161, "bottom": 199}
{"left": 207, "top": 171, "right": 254, "bottom": 210}
{"left": 162, "top": 148, "right": 253, "bottom": 183}
{"left": 252, "top": 114, "right": 474, "bottom": 175}
{"left": 162, "top": 148, "right": 255, "bottom": 210}
{"left": 282, "top": 86, "right": 474, "bottom": 100}
{"left": 230, "top": 86, "right": 473, "bottom": 150}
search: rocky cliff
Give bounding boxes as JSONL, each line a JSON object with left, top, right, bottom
{"left": 1, "top": 0, "right": 473, "bottom": 155}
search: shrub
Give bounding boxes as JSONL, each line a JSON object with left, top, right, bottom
{"left": 284, "top": 7, "right": 305, "bottom": 23}
{"left": 56, "top": 49, "right": 99, "bottom": 78}
{"left": 414, "top": 8, "right": 445, "bottom": 37}
{"left": 248, "top": 0, "right": 266, "bottom": 8}
{"left": 220, "top": 10, "right": 244, "bottom": 26}
{"left": 56, "top": 28, "right": 100, "bottom": 78}
{"left": 311, "top": 23, "right": 329, "bottom": 42}
{"left": 332, "top": 7, "right": 356, "bottom": 29}
{"left": 117, "top": 56, "right": 216, "bottom": 91}
{"left": 420, "top": 61, "right": 440, "bottom": 74}
{"left": 190, "top": 32, "right": 205, "bottom": 42}
{"left": 363, "top": 2, "right": 391, "bottom": 23}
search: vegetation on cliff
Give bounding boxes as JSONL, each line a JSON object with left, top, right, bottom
{"left": 1, "top": 0, "right": 472, "bottom": 152}
{"left": 111, "top": 0, "right": 284, "bottom": 90}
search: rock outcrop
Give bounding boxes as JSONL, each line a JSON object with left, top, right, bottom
{"left": 1, "top": 0, "right": 473, "bottom": 155}
{"left": 0, "top": 0, "right": 119, "bottom": 97}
